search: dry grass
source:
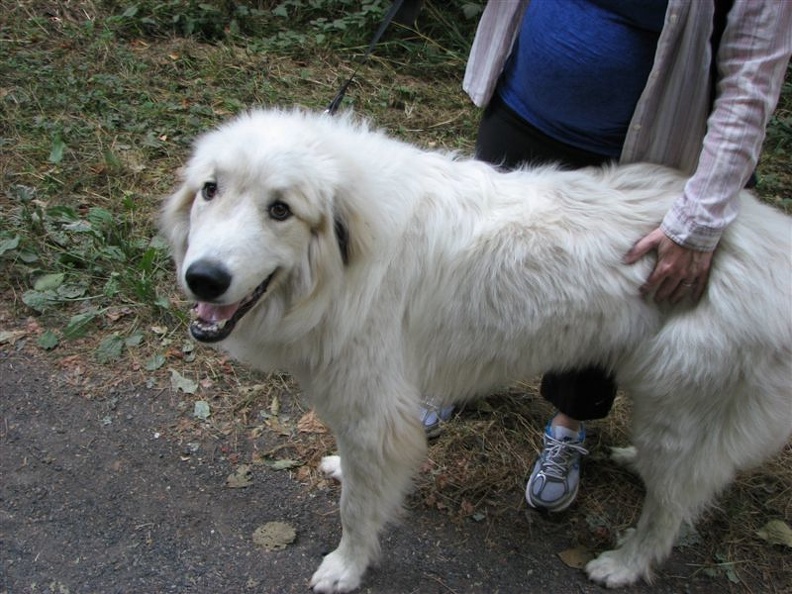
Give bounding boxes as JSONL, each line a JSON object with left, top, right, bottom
{"left": 406, "top": 388, "right": 792, "bottom": 590}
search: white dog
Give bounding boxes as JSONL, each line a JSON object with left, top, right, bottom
{"left": 162, "top": 108, "right": 791, "bottom": 592}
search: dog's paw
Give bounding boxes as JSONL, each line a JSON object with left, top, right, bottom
{"left": 585, "top": 547, "right": 644, "bottom": 588}
{"left": 310, "top": 550, "right": 364, "bottom": 593}
{"left": 615, "top": 527, "right": 636, "bottom": 547}
{"left": 610, "top": 446, "right": 637, "bottom": 466}
{"left": 320, "top": 455, "right": 343, "bottom": 481}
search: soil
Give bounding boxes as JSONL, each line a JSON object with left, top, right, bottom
{"left": 0, "top": 349, "right": 759, "bottom": 594}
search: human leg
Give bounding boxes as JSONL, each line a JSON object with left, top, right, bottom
{"left": 526, "top": 366, "right": 617, "bottom": 511}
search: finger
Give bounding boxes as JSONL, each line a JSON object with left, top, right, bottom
{"left": 651, "top": 275, "right": 678, "bottom": 302}
{"left": 624, "top": 235, "right": 657, "bottom": 264}
{"left": 692, "top": 270, "right": 709, "bottom": 303}
{"left": 669, "top": 281, "right": 694, "bottom": 304}
{"left": 641, "top": 254, "right": 677, "bottom": 298}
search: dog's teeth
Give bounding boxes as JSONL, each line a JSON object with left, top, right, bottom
{"left": 216, "top": 320, "right": 227, "bottom": 329}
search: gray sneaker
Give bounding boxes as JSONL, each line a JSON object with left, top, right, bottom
{"left": 526, "top": 422, "right": 588, "bottom": 512}
{"left": 420, "top": 404, "right": 455, "bottom": 439}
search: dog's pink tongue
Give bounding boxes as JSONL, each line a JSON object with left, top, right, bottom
{"left": 195, "top": 302, "right": 239, "bottom": 323}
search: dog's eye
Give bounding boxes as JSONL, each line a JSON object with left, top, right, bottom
{"left": 268, "top": 201, "right": 292, "bottom": 221}
{"left": 201, "top": 182, "right": 218, "bottom": 201}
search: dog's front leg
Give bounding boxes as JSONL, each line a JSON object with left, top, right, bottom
{"left": 310, "top": 405, "right": 426, "bottom": 593}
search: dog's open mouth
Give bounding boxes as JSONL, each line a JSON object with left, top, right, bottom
{"left": 189, "top": 273, "right": 274, "bottom": 343}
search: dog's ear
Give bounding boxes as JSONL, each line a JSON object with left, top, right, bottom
{"left": 331, "top": 200, "right": 373, "bottom": 268}
{"left": 333, "top": 213, "right": 349, "bottom": 266}
{"left": 160, "top": 180, "right": 195, "bottom": 273}
{"left": 304, "top": 204, "right": 360, "bottom": 295}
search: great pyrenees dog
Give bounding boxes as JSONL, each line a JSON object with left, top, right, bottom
{"left": 162, "top": 108, "right": 791, "bottom": 592}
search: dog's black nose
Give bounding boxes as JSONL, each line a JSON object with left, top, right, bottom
{"left": 185, "top": 260, "right": 232, "bottom": 301}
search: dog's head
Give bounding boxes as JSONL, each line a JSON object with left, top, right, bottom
{"left": 161, "top": 109, "right": 355, "bottom": 344}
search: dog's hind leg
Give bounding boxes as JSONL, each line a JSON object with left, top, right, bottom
{"left": 587, "top": 371, "right": 790, "bottom": 587}
{"left": 586, "top": 380, "right": 735, "bottom": 587}
{"left": 585, "top": 488, "right": 693, "bottom": 587}
{"left": 310, "top": 397, "right": 426, "bottom": 593}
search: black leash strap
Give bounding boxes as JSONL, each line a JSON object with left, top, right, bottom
{"left": 325, "top": 0, "right": 406, "bottom": 115}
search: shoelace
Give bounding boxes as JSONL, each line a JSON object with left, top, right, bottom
{"left": 539, "top": 434, "right": 589, "bottom": 479}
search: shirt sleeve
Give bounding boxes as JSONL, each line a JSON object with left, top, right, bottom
{"left": 661, "top": 0, "right": 792, "bottom": 251}
{"left": 462, "top": 1, "right": 529, "bottom": 107}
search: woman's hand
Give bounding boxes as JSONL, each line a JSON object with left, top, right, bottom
{"left": 625, "top": 228, "right": 714, "bottom": 304}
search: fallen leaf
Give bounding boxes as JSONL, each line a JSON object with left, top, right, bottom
{"left": 705, "top": 553, "right": 742, "bottom": 584}
{"left": 297, "top": 409, "right": 327, "bottom": 434}
{"left": 266, "top": 417, "right": 293, "bottom": 437}
{"left": 64, "top": 309, "right": 99, "bottom": 339}
{"left": 124, "top": 333, "right": 144, "bottom": 347}
{"left": 58, "top": 354, "right": 83, "bottom": 369}
{"left": 558, "top": 547, "right": 594, "bottom": 569}
{"left": 193, "top": 400, "right": 210, "bottom": 420}
{"left": 105, "top": 307, "right": 133, "bottom": 322}
{"left": 170, "top": 369, "right": 198, "bottom": 394}
{"left": 34, "top": 272, "right": 65, "bottom": 291}
{"left": 0, "top": 234, "right": 20, "bottom": 256}
{"left": 756, "top": 519, "right": 792, "bottom": 548}
{"left": 266, "top": 458, "right": 302, "bottom": 471}
{"left": 226, "top": 464, "right": 253, "bottom": 488}
{"left": 57, "top": 283, "right": 87, "bottom": 299}
{"left": 22, "top": 289, "right": 57, "bottom": 312}
{"left": 145, "top": 354, "right": 165, "bottom": 371}
{"left": 49, "top": 135, "right": 66, "bottom": 163}
{"left": 37, "top": 330, "right": 59, "bottom": 350}
{"left": 96, "top": 333, "right": 125, "bottom": 363}
{"left": 249, "top": 425, "right": 267, "bottom": 439}
{"left": 252, "top": 522, "right": 296, "bottom": 551}
{"left": 0, "top": 330, "right": 27, "bottom": 345}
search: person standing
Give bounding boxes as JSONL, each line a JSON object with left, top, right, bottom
{"left": 424, "top": 0, "right": 791, "bottom": 513}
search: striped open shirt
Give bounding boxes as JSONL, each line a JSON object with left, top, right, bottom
{"left": 463, "top": 0, "right": 792, "bottom": 250}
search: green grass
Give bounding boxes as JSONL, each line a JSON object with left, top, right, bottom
{"left": 1, "top": 0, "right": 486, "bottom": 353}
{"left": 3, "top": 2, "right": 787, "bottom": 355}
{"left": 759, "top": 71, "right": 792, "bottom": 211}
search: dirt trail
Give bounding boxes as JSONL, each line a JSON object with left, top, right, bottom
{"left": 1, "top": 352, "right": 733, "bottom": 593}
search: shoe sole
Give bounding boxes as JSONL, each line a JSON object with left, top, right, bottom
{"left": 525, "top": 477, "right": 580, "bottom": 513}
{"left": 424, "top": 423, "right": 443, "bottom": 440}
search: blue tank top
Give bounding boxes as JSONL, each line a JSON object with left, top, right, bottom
{"left": 498, "top": 0, "right": 668, "bottom": 157}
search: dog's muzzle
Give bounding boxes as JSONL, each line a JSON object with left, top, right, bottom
{"left": 185, "top": 259, "right": 273, "bottom": 343}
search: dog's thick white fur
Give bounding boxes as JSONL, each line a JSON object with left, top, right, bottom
{"left": 162, "top": 109, "right": 792, "bottom": 592}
